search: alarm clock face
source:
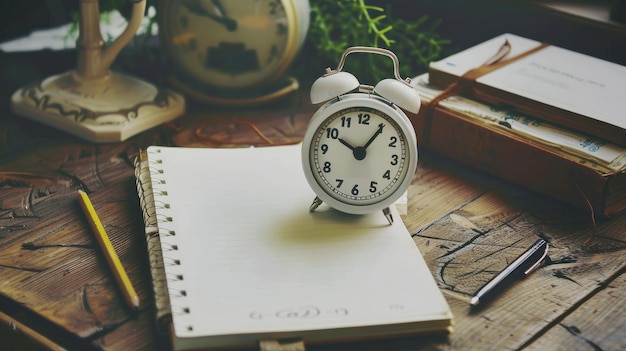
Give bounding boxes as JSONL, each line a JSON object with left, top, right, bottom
{"left": 302, "top": 95, "right": 417, "bottom": 214}
{"left": 159, "top": 0, "right": 302, "bottom": 90}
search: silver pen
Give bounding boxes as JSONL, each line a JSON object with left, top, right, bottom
{"left": 470, "top": 238, "right": 549, "bottom": 307}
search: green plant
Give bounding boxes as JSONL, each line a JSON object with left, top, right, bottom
{"left": 303, "top": 0, "right": 449, "bottom": 84}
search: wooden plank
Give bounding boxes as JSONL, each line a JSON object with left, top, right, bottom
{"left": 2, "top": 103, "right": 626, "bottom": 350}
{"left": 410, "top": 182, "right": 626, "bottom": 350}
{"left": 524, "top": 268, "right": 626, "bottom": 351}
{"left": 404, "top": 154, "right": 502, "bottom": 233}
{"left": 91, "top": 307, "right": 162, "bottom": 351}
{"left": 0, "top": 310, "right": 65, "bottom": 351}
{"left": 0, "top": 140, "right": 157, "bottom": 350}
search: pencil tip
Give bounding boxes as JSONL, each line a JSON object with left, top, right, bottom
{"left": 129, "top": 298, "right": 141, "bottom": 314}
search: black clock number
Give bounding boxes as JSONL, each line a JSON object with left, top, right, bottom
{"left": 323, "top": 161, "right": 331, "bottom": 173}
{"left": 358, "top": 113, "right": 370, "bottom": 125}
{"left": 383, "top": 170, "right": 391, "bottom": 180}
{"left": 388, "top": 136, "right": 397, "bottom": 147}
{"left": 336, "top": 179, "right": 344, "bottom": 188}
{"left": 179, "top": 15, "right": 189, "bottom": 29}
{"left": 391, "top": 154, "right": 398, "bottom": 165}
{"left": 326, "top": 128, "right": 339, "bottom": 139}
{"left": 276, "top": 22, "right": 287, "bottom": 36}
{"left": 188, "top": 37, "right": 198, "bottom": 51}
{"left": 341, "top": 116, "right": 352, "bottom": 128}
{"left": 266, "top": 45, "right": 279, "bottom": 65}
{"left": 320, "top": 144, "right": 329, "bottom": 154}
{"left": 268, "top": 1, "right": 280, "bottom": 15}
{"left": 351, "top": 184, "right": 359, "bottom": 196}
{"left": 369, "top": 181, "right": 378, "bottom": 193}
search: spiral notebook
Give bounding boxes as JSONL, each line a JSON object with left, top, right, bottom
{"left": 134, "top": 144, "right": 452, "bottom": 351}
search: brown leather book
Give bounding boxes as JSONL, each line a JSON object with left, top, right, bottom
{"left": 409, "top": 75, "right": 626, "bottom": 218}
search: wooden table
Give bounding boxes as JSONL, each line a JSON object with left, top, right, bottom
{"left": 1, "top": 50, "right": 625, "bottom": 351}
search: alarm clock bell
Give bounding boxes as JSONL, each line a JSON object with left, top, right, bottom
{"left": 374, "top": 78, "right": 421, "bottom": 114}
{"left": 310, "top": 48, "right": 422, "bottom": 114}
{"left": 310, "top": 71, "right": 360, "bottom": 104}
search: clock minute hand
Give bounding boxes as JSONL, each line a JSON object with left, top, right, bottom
{"left": 208, "top": 0, "right": 237, "bottom": 31}
{"left": 183, "top": 0, "right": 237, "bottom": 31}
{"left": 362, "top": 123, "right": 385, "bottom": 150}
{"left": 211, "top": 0, "right": 228, "bottom": 17}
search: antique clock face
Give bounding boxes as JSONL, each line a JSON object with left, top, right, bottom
{"left": 158, "top": 0, "right": 309, "bottom": 90}
{"left": 301, "top": 94, "right": 418, "bottom": 217}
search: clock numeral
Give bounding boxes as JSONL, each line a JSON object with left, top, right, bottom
{"left": 178, "top": 15, "right": 189, "bottom": 29}
{"left": 323, "top": 161, "right": 332, "bottom": 173}
{"left": 357, "top": 113, "right": 370, "bottom": 125}
{"left": 340, "top": 116, "right": 352, "bottom": 128}
{"left": 325, "top": 128, "right": 339, "bottom": 139}
{"left": 336, "top": 179, "right": 344, "bottom": 188}
{"left": 188, "top": 38, "right": 198, "bottom": 51}
{"left": 388, "top": 136, "right": 397, "bottom": 147}
{"left": 320, "top": 144, "right": 329, "bottom": 154}
{"left": 268, "top": 1, "right": 281, "bottom": 15}
{"left": 369, "top": 181, "right": 378, "bottom": 193}
{"left": 266, "top": 45, "right": 279, "bottom": 65}
{"left": 383, "top": 170, "right": 391, "bottom": 180}
{"left": 276, "top": 22, "right": 287, "bottom": 36}
{"left": 391, "top": 154, "right": 399, "bottom": 166}
{"left": 351, "top": 184, "right": 359, "bottom": 196}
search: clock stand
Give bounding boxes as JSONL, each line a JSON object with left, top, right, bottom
{"left": 309, "top": 196, "right": 395, "bottom": 224}
{"left": 10, "top": 0, "right": 185, "bottom": 143}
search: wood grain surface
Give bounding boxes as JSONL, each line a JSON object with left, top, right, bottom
{"left": 1, "top": 73, "right": 624, "bottom": 351}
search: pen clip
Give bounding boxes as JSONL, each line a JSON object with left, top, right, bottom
{"left": 524, "top": 243, "right": 549, "bottom": 275}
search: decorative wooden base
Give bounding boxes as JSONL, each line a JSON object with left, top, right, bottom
{"left": 11, "top": 70, "right": 185, "bottom": 143}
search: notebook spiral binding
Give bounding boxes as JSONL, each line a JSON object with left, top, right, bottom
{"left": 135, "top": 148, "right": 192, "bottom": 333}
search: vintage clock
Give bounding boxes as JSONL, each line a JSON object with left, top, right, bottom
{"left": 301, "top": 47, "right": 421, "bottom": 224}
{"left": 157, "top": 0, "right": 310, "bottom": 105}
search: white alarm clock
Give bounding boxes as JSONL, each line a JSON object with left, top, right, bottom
{"left": 301, "top": 46, "right": 421, "bottom": 224}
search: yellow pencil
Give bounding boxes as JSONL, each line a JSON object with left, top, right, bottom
{"left": 77, "top": 190, "right": 140, "bottom": 311}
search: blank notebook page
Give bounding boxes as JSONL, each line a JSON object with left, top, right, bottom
{"left": 146, "top": 144, "right": 451, "bottom": 339}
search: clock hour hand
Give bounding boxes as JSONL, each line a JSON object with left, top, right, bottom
{"left": 338, "top": 138, "right": 356, "bottom": 151}
{"left": 183, "top": 0, "right": 237, "bottom": 31}
{"left": 339, "top": 137, "right": 369, "bottom": 161}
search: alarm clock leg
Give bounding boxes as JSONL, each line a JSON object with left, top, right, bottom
{"left": 309, "top": 197, "right": 323, "bottom": 212}
{"left": 383, "top": 207, "right": 394, "bottom": 225}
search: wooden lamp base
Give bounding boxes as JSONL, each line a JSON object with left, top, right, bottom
{"left": 10, "top": 0, "right": 185, "bottom": 143}
{"left": 11, "top": 70, "right": 185, "bottom": 143}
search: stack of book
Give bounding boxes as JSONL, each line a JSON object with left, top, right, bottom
{"left": 410, "top": 33, "right": 626, "bottom": 217}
